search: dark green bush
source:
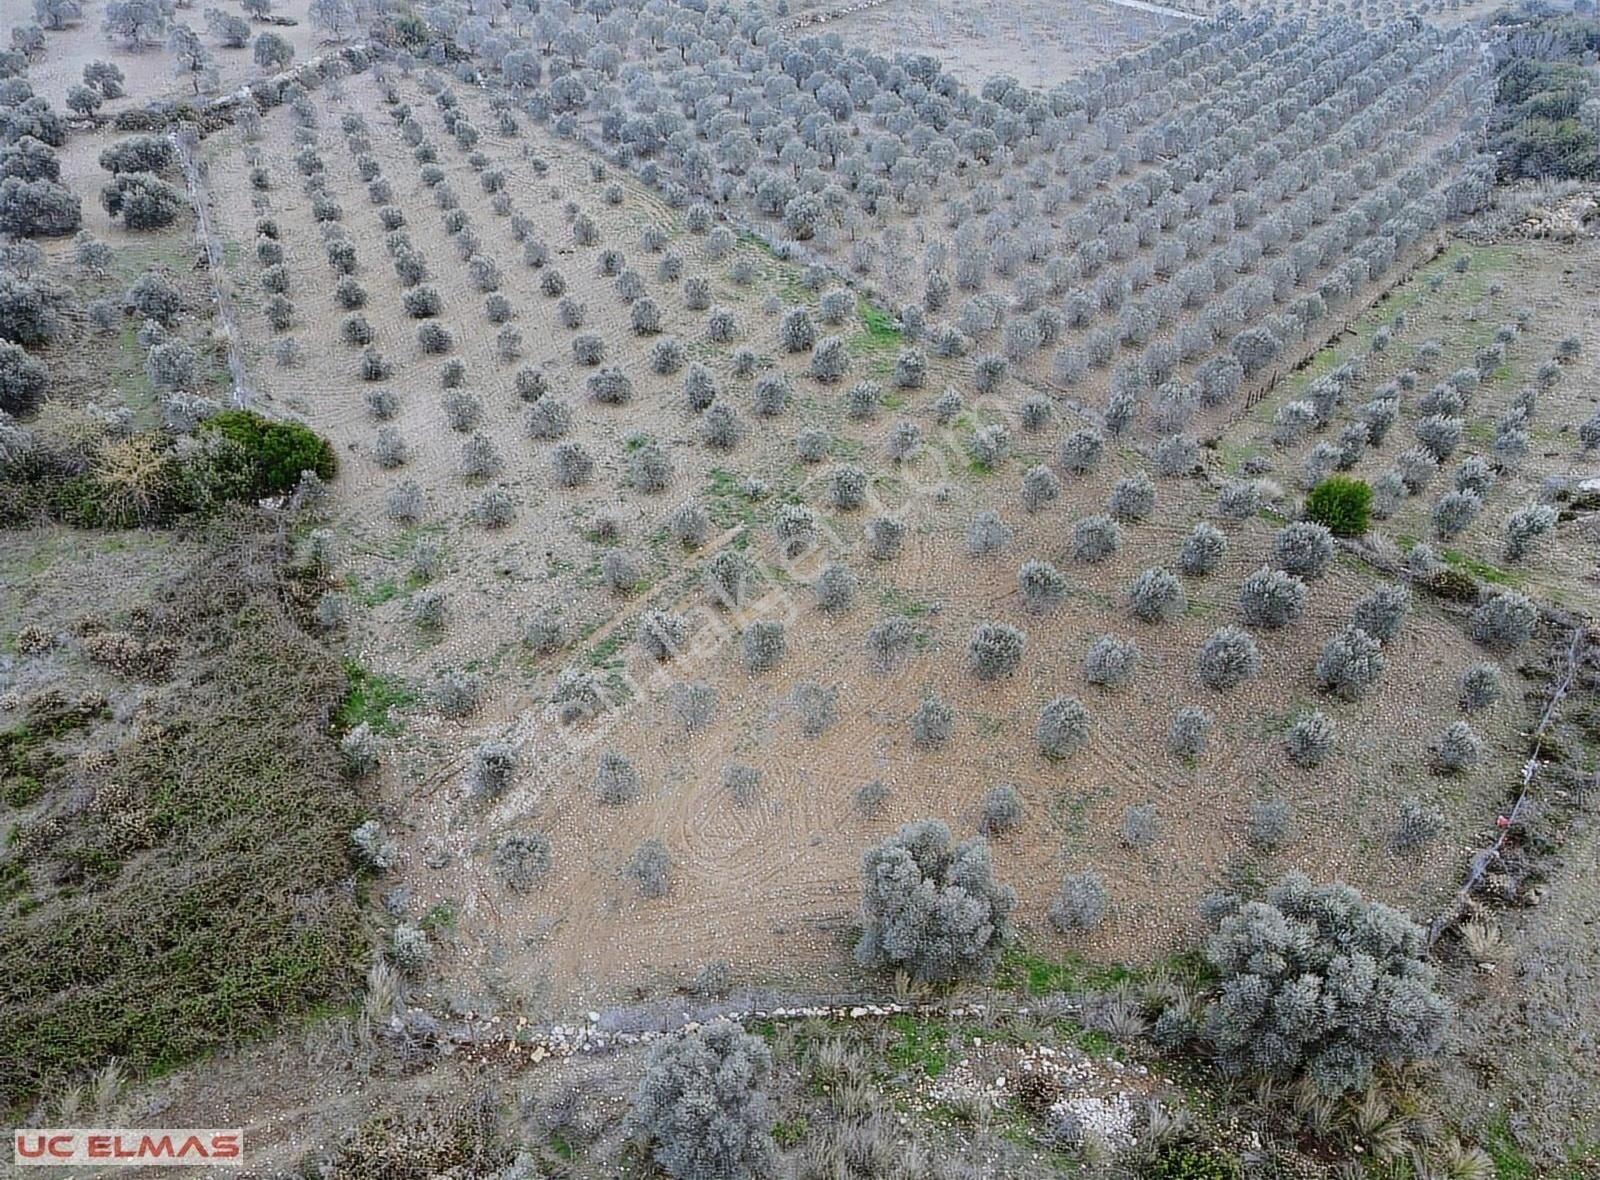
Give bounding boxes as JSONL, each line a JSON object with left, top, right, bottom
{"left": 199, "top": 410, "right": 336, "bottom": 497}
{"left": 1303, "top": 476, "right": 1370, "bottom": 537}
{"left": 1145, "top": 1145, "right": 1243, "bottom": 1180}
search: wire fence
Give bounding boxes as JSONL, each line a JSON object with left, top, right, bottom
{"left": 1426, "top": 624, "right": 1588, "bottom": 947}
{"left": 171, "top": 128, "right": 256, "bottom": 410}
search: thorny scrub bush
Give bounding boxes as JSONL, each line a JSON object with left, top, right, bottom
{"left": 0, "top": 521, "right": 368, "bottom": 1102}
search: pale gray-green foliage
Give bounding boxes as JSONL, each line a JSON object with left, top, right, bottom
{"left": 628, "top": 837, "right": 671, "bottom": 898}
{"left": 597, "top": 749, "right": 641, "bottom": 805}
{"left": 704, "top": 549, "right": 756, "bottom": 607}
{"left": 967, "top": 510, "right": 1012, "bottom": 556}
{"left": 1458, "top": 663, "right": 1502, "bottom": 711}
{"left": 1248, "top": 800, "right": 1291, "bottom": 850}
{"left": 552, "top": 666, "right": 604, "bottom": 724}
{"left": 1121, "top": 803, "right": 1158, "bottom": 848}
{"left": 1108, "top": 472, "right": 1156, "bottom": 522}
{"left": 1239, "top": 567, "right": 1306, "bottom": 629}
{"left": 1018, "top": 559, "right": 1066, "bottom": 614}
{"left": 1352, "top": 584, "right": 1410, "bottom": 643}
{"left": 1272, "top": 522, "right": 1334, "bottom": 579}
{"left": 813, "top": 562, "right": 856, "bottom": 612}
{"left": 1084, "top": 634, "right": 1138, "bottom": 687}
{"left": 910, "top": 693, "right": 954, "bottom": 746}
{"left": 772, "top": 501, "right": 816, "bottom": 555}
{"left": 1431, "top": 489, "right": 1480, "bottom": 540}
{"left": 1395, "top": 446, "right": 1439, "bottom": 494}
{"left": 1503, "top": 504, "right": 1556, "bottom": 562}
{"left": 1049, "top": 871, "right": 1107, "bottom": 934}
{"left": 855, "top": 780, "right": 888, "bottom": 813}
{"left": 1037, "top": 696, "right": 1090, "bottom": 760}
{"left": 865, "top": 515, "right": 904, "bottom": 560}
{"left": 470, "top": 738, "right": 517, "bottom": 797}
{"left": 407, "top": 586, "right": 445, "bottom": 629}
{"left": 742, "top": 620, "right": 786, "bottom": 671}
{"left": 1314, "top": 625, "right": 1385, "bottom": 701}
{"left": 1455, "top": 456, "right": 1495, "bottom": 497}
{"left": 1073, "top": 514, "right": 1122, "bottom": 563}
{"left": 1469, "top": 591, "right": 1537, "bottom": 651}
{"left": 967, "top": 422, "right": 1010, "bottom": 469}
{"left": 341, "top": 726, "right": 383, "bottom": 779}
{"left": 830, "top": 463, "right": 868, "bottom": 510}
{"left": 460, "top": 433, "right": 502, "bottom": 480}
{"left": 723, "top": 764, "right": 759, "bottom": 807}
{"left": 1202, "top": 872, "right": 1451, "bottom": 1094}
{"left": 791, "top": 681, "right": 838, "bottom": 736}
{"left": 1168, "top": 706, "right": 1213, "bottom": 758}
{"left": 1021, "top": 464, "right": 1060, "bottom": 513}
{"left": 979, "top": 783, "right": 1023, "bottom": 835}
{"left": 670, "top": 681, "right": 717, "bottom": 731}
{"left": 491, "top": 832, "right": 551, "bottom": 891}
{"left": 1393, "top": 796, "right": 1444, "bottom": 852}
{"left": 668, "top": 500, "right": 710, "bottom": 548}
{"left": 1155, "top": 434, "right": 1200, "bottom": 477}
{"left": 794, "top": 428, "right": 829, "bottom": 463}
{"left": 810, "top": 334, "right": 849, "bottom": 382}
{"left": 701, "top": 399, "right": 742, "bottom": 448}
{"left": 855, "top": 819, "right": 1016, "bottom": 982}
{"left": 1286, "top": 710, "right": 1335, "bottom": 767}
{"left": 1433, "top": 720, "right": 1482, "bottom": 773}
{"left": 1128, "top": 566, "right": 1185, "bottom": 623}
{"left": 844, "top": 378, "right": 883, "bottom": 422}
{"left": 1415, "top": 413, "right": 1463, "bottom": 462}
{"left": 431, "top": 670, "right": 481, "bottom": 718}
{"left": 388, "top": 921, "right": 429, "bottom": 975}
{"left": 145, "top": 339, "right": 195, "bottom": 390}
{"left": 524, "top": 609, "right": 564, "bottom": 655}
{"left": 630, "top": 1020, "right": 775, "bottom": 1180}
{"left": 628, "top": 439, "right": 673, "bottom": 492}
{"left": 1180, "top": 522, "right": 1227, "bottom": 576}
{"left": 1058, "top": 428, "right": 1104, "bottom": 474}
{"left": 637, "top": 609, "right": 688, "bottom": 661}
{"left": 867, "top": 614, "right": 917, "bottom": 670}
{"left": 752, "top": 373, "right": 790, "bottom": 416}
{"left": 349, "top": 818, "right": 396, "bottom": 869}
{"left": 969, "top": 621, "right": 1024, "bottom": 679}
{"left": 601, "top": 549, "right": 641, "bottom": 593}
{"left": 886, "top": 418, "right": 920, "bottom": 462}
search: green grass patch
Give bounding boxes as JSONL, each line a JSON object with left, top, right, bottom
{"left": 995, "top": 944, "right": 1213, "bottom": 997}
{"left": 704, "top": 467, "right": 760, "bottom": 529}
{"left": 0, "top": 537, "right": 369, "bottom": 1107}
{"left": 1482, "top": 1115, "right": 1534, "bottom": 1180}
{"left": 1441, "top": 548, "right": 1520, "bottom": 587}
{"left": 771, "top": 1117, "right": 808, "bottom": 1149}
{"left": 885, "top": 1013, "right": 950, "bottom": 1078}
{"left": 585, "top": 626, "right": 632, "bottom": 669}
{"left": 879, "top": 586, "right": 937, "bottom": 618}
{"left": 334, "top": 660, "right": 415, "bottom": 736}
{"left": 421, "top": 899, "right": 458, "bottom": 933}
{"left": 849, "top": 299, "right": 903, "bottom": 368}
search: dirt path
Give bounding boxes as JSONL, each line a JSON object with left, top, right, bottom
{"left": 1102, "top": 0, "right": 1203, "bottom": 21}
{"left": 173, "top": 130, "right": 255, "bottom": 408}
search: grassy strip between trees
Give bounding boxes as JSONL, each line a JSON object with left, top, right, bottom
{"left": 0, "top": 519, "right": 368, "bottom": 1110}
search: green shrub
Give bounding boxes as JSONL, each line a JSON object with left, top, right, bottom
{"left": 199, "top": 410, "right": 336, "bottom": 497}
{"left": 1303, "top": 476, "right": 1370, "bottom": 537}
{"left": 1145, "top": 1145, "right": 1243, "bottom": 1180}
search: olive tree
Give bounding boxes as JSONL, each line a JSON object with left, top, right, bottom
{"left": 855, "top": 819, "right": 1016, "bottom": 983}
{"left": 1199, "top": 873, "right": 1452, "bottom": 1095}
{"left": 630, "top": 1021, "right": 776, "bottom": 1180}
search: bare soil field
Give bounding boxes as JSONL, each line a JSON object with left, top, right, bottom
{"left": 8, "top": 0, "right": 1600, "bottom": 1172}
{"left": 20, "top": 0, "right": 323, "bottom": 112}
{"left": 781, "top": 0, "right": 1188, "bottom": 89}
{"left": 193, "top": 67, "right": 1547, "bottom": 1019}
